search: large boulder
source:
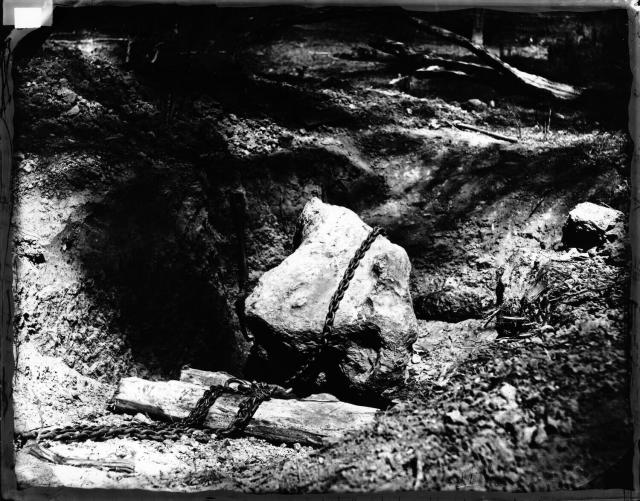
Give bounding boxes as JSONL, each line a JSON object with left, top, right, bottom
{"left": 245, "top": 198, "right": 418, "bottom": 400}
{"left": 562, "top": 202, "right": 624, "bottom": 250}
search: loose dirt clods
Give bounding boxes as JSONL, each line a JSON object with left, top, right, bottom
{"left": 11, "top": 8, "right": 631, "bottom": 492}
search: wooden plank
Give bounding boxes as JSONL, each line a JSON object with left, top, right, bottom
{"left": 179, "top": 367, "right": 237, "bottom": 387}
{"left": 113, "top": 376, "right": 378, "bottom": 446}
{"left": 409, "top": 16, "right": 584, "bottom": 101}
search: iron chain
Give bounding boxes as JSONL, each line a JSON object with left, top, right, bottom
{"left": 18, "top": 380, "right": 275, "bottom": 445}
{"left": 285, "top": 226, "right": 385, "bottom": 387}
{"left": 17, "top": 226, "right": 384, "bottom": 446}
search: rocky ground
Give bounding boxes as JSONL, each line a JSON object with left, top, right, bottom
{"left": 10, "top": 9, "right": 632, "bottom": 493}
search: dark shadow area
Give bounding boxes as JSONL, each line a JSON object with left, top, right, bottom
{"left": 50, "top": 163, "right": 244, "bottom": 377}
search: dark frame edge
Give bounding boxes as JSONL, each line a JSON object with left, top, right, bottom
{"left": 1, "top": 28, "right": 18, "bottom": 501}
{"left": 1, "top": 27, "right": 38, "bottom": 501}
{"left": 628, "top": 0, "right": 640, "bottom": 494}
{"left": 0, "top": 1, "right": 636, "bottom": 499}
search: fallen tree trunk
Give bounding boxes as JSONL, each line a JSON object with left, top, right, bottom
{"left": 112, "top": 375, "right": 378, "bottom": 446}
{"left": 408, "top": 16, "right": 584, "bottom": 101}
{"left": 342, "top": 29, "right": 581, "bottom": 101}
{"left": 338, "top": 47, "right": 498, "bottom": 84}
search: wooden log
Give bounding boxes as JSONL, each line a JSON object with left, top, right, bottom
{"left": 180, "top": 367, "right": 238, "bottom": 387}
{"left": 346, "top": 41, "right": 497, "bottom": 83}
{"left": 113, "top": 376, "right": 378, "bottom": 446}
{"left": 408, "top": 16, "right": 585, "bottom": 101}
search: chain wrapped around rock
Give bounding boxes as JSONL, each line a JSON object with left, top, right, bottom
{"left": 284, "top": 226, "right": 385, "bottom": 387}
{"left": 16, "top": 227, "right": 384, "bottom": 447}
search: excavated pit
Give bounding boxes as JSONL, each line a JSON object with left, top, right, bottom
{"left": 9, "top": 8, "right": 633, "bottom": 492}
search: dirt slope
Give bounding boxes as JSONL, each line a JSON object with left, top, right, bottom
{"left": 11, "top": 10, "right": 631, "bottom": 492}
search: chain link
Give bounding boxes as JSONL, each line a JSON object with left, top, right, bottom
{"left": 181, "top": 385, "right": 226, "bottom": 428}
{"left": 285, "top": 226, "right": 384, "bottom": 387}
{"left": 218, "top": 382, "right": 273, "bottom": 437}
{"left": 17, "top": 380, "right": 277, "bottom": 445}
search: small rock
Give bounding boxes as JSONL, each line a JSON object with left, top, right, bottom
{"left": 532, "top": 423, "right": 548, "bottom": 446}
{"left": 427, "top": 118, "right": 441, "bottom": 129}
{"left": 499, "top": 383, "right": 517, "bottom": 404}
{"left": 521, "top": 425, "right": 537, "bottom": 445}
{"left": 411, "top": 353, "right": 421, "bottom": 364}
{"left": 467, "top": 98, "right": 488, "bottom": 110}
{"left": 493, "top": 409, "right": 522, "bottom": 426}
{"left": 57, "top": 87, "right": 77, "bottom": 105}
{"left": 545, "top": 415, "right": 562, "bottom": 432}
{"left": 444, "top": 409, "right": 468, "bottom": 425}
{"left": 20, "top": 161, "right": 34, "bottom": 173}
{"left": 65, "top": 105, "right": 80, "bottom": 116}
{"left": 134, "top": 413, "right": 152, "bottom": 424}
{"left": 562, "top": 202, "right": 624, "bottom": 250}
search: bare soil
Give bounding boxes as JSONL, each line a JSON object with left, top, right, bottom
{"left": 11, "top": 9, "right": 631, "bottom": 492}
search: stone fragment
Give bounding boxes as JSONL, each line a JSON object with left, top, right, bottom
{"left": 499, "top": 382, "right": 517, "bottom": 404}
{"left": 57, "top": 87, "right": 77, "bottom": 105}
{"left": 562, "top": 202, "right": 624, "bottom": 250}
{"left": 467, "top": 98, "right": 488, "bottom": 110}
{"left": 444, "top": 409, "right": 468, "bottom": 425}
{"left": 65, "top": 104, "right": 80, "bottom": 116}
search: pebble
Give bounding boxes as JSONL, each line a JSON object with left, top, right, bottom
{"left": 493, "top": 409, "right": 522, "bottom": 426}
{"left": 499, "top": 383, "right": 517, "bottom": 404}
{"left": 533, "top": 423, "right": 548, "bottom": 446}
{"left": 57, "top": 87, "right": 77, "bottom": 105}
{"left": 66, "top": 105, "right": 80, "bottom": 116}
{"left": 467, "top": 98, "right": 488, "bottom": 110}
{"left": 134, "top": 413, "right": 152, "bottom": 424}
{"left": 444, "top": 409, "right": 468, "bottom": 425}
{"left": 521, "top": 425, "right": 537, "bottom": 445}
